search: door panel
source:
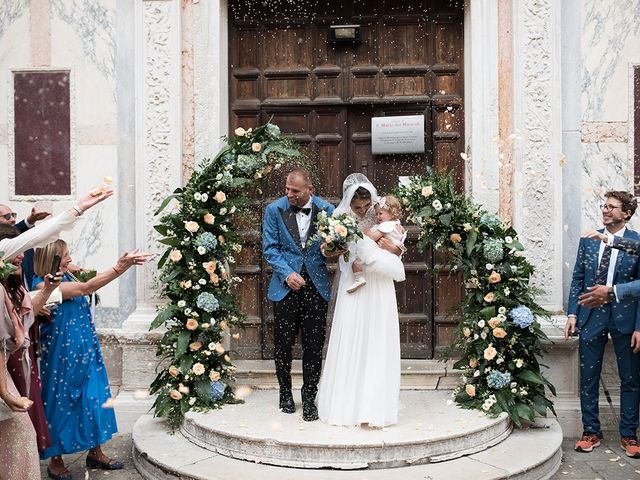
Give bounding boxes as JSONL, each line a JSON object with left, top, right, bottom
{"left": 229, "top": 0, "right": 464, "bottom": 359}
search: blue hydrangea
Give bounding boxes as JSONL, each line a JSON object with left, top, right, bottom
{"left": 196, "top": 292, "right": 220, "bottom": 312}
{"left": 210, "top": 380, "right": 226, "bottom": 401}
{"left": 480, "top": 212, "right": 502, "bottom": 228}
{"left": 196, "top": 232, "right": 218, "bottom": 251}
{"left": 236, "top": 154, "right": 259, "bottom": 173}
{"left": 483, "top": 238, "right": 504, "bottom": 262}
{"left": 265, "top": 123, "right": 281, "bottom": 140}
{"left": 510, "top": 305, "right": 534, "bottom": 328}
{"left": 487, "top": 370, "right": 511, "bottom": 389}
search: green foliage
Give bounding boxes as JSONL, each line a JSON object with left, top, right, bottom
{"left": 397, "top": 168, "right": 555, "bottom": 428}
{"left": 149, "top": 122, "right": 299, "bottom": 429}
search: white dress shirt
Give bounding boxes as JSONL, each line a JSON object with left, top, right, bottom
{"left": 598, "top": 226, "right": 626, "bottom": 301}
{"left": 295, "top": 197, "right": 313, "bottom": 248}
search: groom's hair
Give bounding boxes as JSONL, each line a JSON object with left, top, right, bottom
{"left": 287, "top": 168, "right": 312, "bottom": 186}
{"left": 353, "top": 187, "right": 371, "bottom": 200}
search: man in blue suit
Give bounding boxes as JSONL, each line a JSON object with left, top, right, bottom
{"left": 565, "top": 191, "right": 640, "bottom": 457}
{"left": 262, "top": 168, "right": 335, "bottom": 421}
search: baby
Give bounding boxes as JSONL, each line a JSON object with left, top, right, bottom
{"left": 347, "top": 195, "right": 407, "bottom": 293}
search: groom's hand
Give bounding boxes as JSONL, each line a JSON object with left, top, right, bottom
{"left": 286, "top": 272, "right": 306, "bottom": 290}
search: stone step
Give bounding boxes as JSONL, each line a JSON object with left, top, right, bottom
{"left": 133, "top": 415, "right": 562, "bottom": 480}
{"left": 180, "top": 390, "right": 512, "bottom": 469}
{"left": 233, "top": 359, "right": 461, "bottom": 390}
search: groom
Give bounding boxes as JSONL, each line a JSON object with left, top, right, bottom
{"left": 262, "top": 168, "right": 335, "bottom": 421}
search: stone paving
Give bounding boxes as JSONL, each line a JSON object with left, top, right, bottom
{"left": 39, "top": 430, "right": 640, "bottom": 480}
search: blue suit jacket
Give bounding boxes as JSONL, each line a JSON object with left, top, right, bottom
{"left": 568, "top": 228, "right": 640, "bottom": 333}
{"left": 262, "top": 195, "right": 335, "bottom": 302}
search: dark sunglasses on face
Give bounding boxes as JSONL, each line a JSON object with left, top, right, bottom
{"left": 0, "top": 212, "right": 17, "bottom": 221}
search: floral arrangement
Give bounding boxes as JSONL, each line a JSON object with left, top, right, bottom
{"left": 0, "top": 253, "right": 17, "bottom": 279}
{"left": 397, "top": 167, "right": 555, "bottom": 427}
{"left": 149, "top": 122, "right": 300, "bottom": 429}
{"left": 307, "top": 211, "right": 362, "bottom": 261}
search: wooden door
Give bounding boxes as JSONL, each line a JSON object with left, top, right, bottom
{"left": 229, "top": 0, "right": 464, "bottom": 359}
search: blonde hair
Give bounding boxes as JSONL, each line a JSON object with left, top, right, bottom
{"left": 34, "top": 239, "right": 67, "bottom": 278}
{"left": 376, "top": 195, "right": 402, "bottom": 220}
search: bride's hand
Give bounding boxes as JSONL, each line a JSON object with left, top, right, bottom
{"left": 321, "top": 242, "right": 347, "bottom": 258}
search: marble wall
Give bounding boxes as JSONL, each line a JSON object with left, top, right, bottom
{"left": 580, "top": 0, "right": 640, "bottom": 231}
{"left": 0, "top": 0, "right": 131, "bottom": 326}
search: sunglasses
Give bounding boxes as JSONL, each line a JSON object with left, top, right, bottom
{"left": 0, "top": 212, "right": 17, "bottom": 221}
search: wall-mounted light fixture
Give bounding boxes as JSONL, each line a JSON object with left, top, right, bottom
{"left": 329, "top": 25, "right": 361, "bottom": 45}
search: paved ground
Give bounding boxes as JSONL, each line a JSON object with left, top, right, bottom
{"left": 38, "top": 430, "right": 640, "bottom": 479}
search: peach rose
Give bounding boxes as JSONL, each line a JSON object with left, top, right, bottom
{"left": 169, "top": 249, "right": 182, "bottom": 262}
{"left": 335, "top": 225, "right": 348, "bottom": 237}
{"left": 178, "top": 383, "right": 190, "bottom": 394}
{"left": 468, "top": 278, "right": 480, "bottom": 289}
{"left": 214, "top": 343, "right": 225, "bottom": 354}
{"left": 469, "top": 357, "right": 478, "bottom": 368}
{"left": 465, "top": 384, "right": 476, "bottom": 397}
{"left": 169, "top": 390, "right": 182, "bottom": 401}
{"left": 186, "top": 318, "right": 198, "bottom": 331}
{"left": 168, "top": 365, "right": 180, "bottom": 377}
{"left": 488, "top": 317, "right": 502, "bottom": 329}
{"left": 214, "top": 191, "right": 226, "bottom": 203}
{"left": 463, "top": 327, "right": 471, "bottom": 337}
{"left": 234, "top": 127, "right": 246, "bottom": 136}
{"left": 185, "top": 221, "right": 200, "bottom": 233}
{"left": 421, "top": 185, "right": 433, "bottom": 197}
{"left": 203, "top": 261, "right": 217, "bottom": 274}
{"left": 488, "top": 271, "right": 502, "bottom": 284}
{"left": 492, "top": 328, "right": 507, "bottom": 339}
{"left": 224, "top": 354, "right": 231, "bottom": 362}
{"left": 251, "top": 142, "right": 262, "bottom": 152}
{"left": 209, "top": 273, "right": 220, "bottom": 285}
{"left": 484, "top": 292, "right": 495, "bottom": 303}
{"left": 209, "top": 371, "right": 221, "bottom": 382}
{"left": 450, "top": 233, "right": 462, "bottom": 244}
{"left": 483, "top": 344, "right": 497, "bottom": 361}
{"left": 192, "top": 363, "right": 205, "bottom": 376}
{"left": 219, "top": 320, "right": 228, "bottom": 330}
{"left": 218, "top": 235, "right": 226, "bottom": 245}
{"left": 204, "top": 213, "right": 215, "bottom": 224}
{"left": 189, "top": 341, "right": 202, "bottom": 351}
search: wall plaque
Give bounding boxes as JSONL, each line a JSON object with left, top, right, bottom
{"left": 371, "top": 115, "right": 425, "bottom": 154}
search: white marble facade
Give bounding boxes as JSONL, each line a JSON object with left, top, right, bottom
{"left": 0, "top": 0, "right": 639, "bottom": 434}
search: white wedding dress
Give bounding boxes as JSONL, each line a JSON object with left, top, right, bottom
{"left": 317, "top": 174, "right": 405, "bottom": 427}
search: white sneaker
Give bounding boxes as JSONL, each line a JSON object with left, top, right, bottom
{"left": 346, "top": 277, "right": 367, "bottom": 293}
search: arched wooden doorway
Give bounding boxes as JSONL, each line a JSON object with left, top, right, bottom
{"left": 229, "top": 0, "right": 464, "bottom": 360}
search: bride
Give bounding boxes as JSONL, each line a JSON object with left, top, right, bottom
{"left": 317, "top": 173, "right": 405, "bottom": 427}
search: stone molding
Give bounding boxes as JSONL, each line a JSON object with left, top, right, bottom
{"left": 581, "top": 122, "right": 628, "bottom": 143}
{"left": 512, "top": 0, "right": 563, "bottom": 312}
{"left": 134, "top": 0, "right": 182, "bottom": 308}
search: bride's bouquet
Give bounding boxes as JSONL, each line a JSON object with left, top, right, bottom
{"left": 308, "top": 211, "right": 362, "bottom": 260}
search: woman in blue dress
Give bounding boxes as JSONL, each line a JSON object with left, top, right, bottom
{"left": 33, "top": 242, "right": 151, "bottom": 480}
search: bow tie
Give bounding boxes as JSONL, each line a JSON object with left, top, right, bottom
{"left": 291, "top": 206, "right": 311, "bottom": 215}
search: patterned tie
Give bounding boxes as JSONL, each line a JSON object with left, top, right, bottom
{"left": 594, "top": 245, "right": 612, "bottom": 285}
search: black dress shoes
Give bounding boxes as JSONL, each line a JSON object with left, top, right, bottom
{"left": 279, "top": 390, "right": 296, "bottom": 413}
{"left": 302, "top": 398, "right": 319, "bottom": 421}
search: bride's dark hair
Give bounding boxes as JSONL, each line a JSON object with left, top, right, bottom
{"left": 0, "top": 224, "right": 25, "bottom": 313}
{"left": 353, "top": 187, "right": 371, "bottom": 200}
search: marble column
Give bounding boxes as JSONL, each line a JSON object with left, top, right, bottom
{"left": 123, "top": 0, "right": 183, "bottom": 331}
{"left": 511, "top": 0, "right": 564, "bottom": 313}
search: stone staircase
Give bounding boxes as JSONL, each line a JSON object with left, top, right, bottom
{"left": 132, "top": 390, "right": 563, "bottom": 479}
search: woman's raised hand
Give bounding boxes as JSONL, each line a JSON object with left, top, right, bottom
{"left": 115, "top": 249, "right": 155, "bottom": 272}
{"left": 76, "top": 187, "right": 115, "bottom": 213}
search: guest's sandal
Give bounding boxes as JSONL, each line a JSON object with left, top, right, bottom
{"left": 47, "top": 466, "right": 73, "bottom": 480}
{"left": 86, "top": 456, "right": 124, "bottom": 470}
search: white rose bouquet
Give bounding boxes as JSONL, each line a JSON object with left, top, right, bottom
{"left": 308, "top": 211, "right": 362, "bottom": 261}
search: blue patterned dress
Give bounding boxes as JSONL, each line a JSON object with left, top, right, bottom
{"left": 34, "top": 274, "right": 117, "bottom": 459}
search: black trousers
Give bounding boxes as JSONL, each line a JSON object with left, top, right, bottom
{"left": 273, "top": 267, "right": 328, "bottom": 400}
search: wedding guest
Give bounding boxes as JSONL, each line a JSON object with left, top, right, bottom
{"left": 34, "top": 243, "right": 151, "bottom": 478}
{"left": 262, "top": 168, "right": 336, "bottom": 421}
{"left": 565, "top": 191, "right": 640, "bottom": 457}
{"left": 0, "top": 189, "right": 112, "bottom": 480}
{"left": 577, "top": 230, "right": 640, "bottom": 307}
{"left": 0, "top": 264, "right": 59, "bottom": 480}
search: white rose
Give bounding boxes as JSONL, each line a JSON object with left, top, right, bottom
{"left": 178, "top": 300, "right": 186, "bottom": 307}
{"left": 197, "top": 246, "right": 207, "bottom": 255}
{"left": 235, "top": 127, "right": 246, "bottom": 136}
{"left": 432, "top": 200, "right": 443, "bottom": 211}
{"left": 201, "top": 193, "right": 208, "bottom": 202}
{"left": 230, "top": 206, "right": 236, "bottom": 214}
{"left": 194, "top": 192, "right": 202, "bottom": 201}
{"left": 199, "top": 279, "right": 206, "bottom": 285}
{"left": 220, "top": 207, "right": 228, "bottom": 215}
{"left": 486, "top": 263, "right": 494, "bottom": 270}
{"left": 189, "top": 397, "right": 197, "bottom": 406}
{"left": 504, "top": 236, "right": 513, "bottom": 244}
{"left": 477, "top": 320, "right": 485, "bottom": 328}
